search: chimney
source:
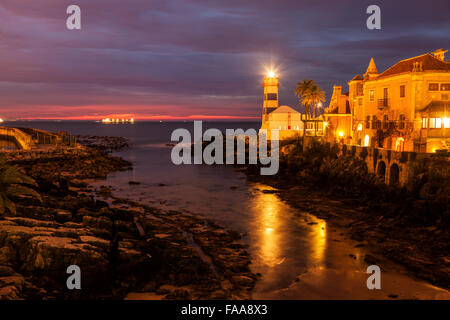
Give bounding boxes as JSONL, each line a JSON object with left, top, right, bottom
{"left": 432, "top": 49, "right": 447, "bottom": 61}
{"left": 332, "top": 85, "right": 342, "bottom": 100}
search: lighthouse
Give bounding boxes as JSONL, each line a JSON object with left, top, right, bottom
{"left": 262, "top": 71, "right": 279, "bottom": 124}
{"left": 259, "top": 71, "right": 303, "bottom": 139}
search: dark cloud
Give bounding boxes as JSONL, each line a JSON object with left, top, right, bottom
{"left": 0, "top": 0, "right": 448, "bottom": 119}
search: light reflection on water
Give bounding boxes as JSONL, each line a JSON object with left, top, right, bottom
{"left": 244, "top": 184, "right": 330, "bottom": 295}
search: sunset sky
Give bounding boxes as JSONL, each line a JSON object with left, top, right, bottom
{"left": 0, "top": 0, "right": 448, "bottom": 120}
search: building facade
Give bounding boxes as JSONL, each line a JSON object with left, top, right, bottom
{"left": 322, "top": 85, "right": 352, "bottom": 144}
{"left": 325, "top": 49, "right": 450, "bottom": 153}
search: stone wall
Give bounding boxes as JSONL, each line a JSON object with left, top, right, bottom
{"left": 337, "top": 144, "right": 448, "bottom": 186}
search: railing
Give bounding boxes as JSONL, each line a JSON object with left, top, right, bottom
{"left": 0, "top": 127, "right": 34, "bottom": 150}
{"left": 377, "top": 98, "right": 389, "bottom": 109}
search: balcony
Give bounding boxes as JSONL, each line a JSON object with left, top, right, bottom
{"left": 377, "top": 98, "right": 389, "bottom": 109}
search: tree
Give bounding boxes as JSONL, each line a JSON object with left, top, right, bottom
{"left": 295, "top": 79, "right": 315, "bottom": 138}
{"left": 295, "top": 79, "right": 326, "bottom": 136}
{"left": 308, "top": 85, "right": 326, "bottom": 119}
{"left": 0, "top": 157, "right": 42, "bottom": 216}
{"left": 295, "top": 79, "right": 314, "bottom": 119}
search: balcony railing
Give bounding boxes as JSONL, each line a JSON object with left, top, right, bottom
{"left": 377, "top": 98, "right": 389, "bottom": 109}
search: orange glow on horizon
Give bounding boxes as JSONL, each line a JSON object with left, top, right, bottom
{"left": 16, "top": 114, "right": 260, "bottom": 121}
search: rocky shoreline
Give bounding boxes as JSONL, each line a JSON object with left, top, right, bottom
{"left": 0, "top": 139, "right": 256, "bottom": 300}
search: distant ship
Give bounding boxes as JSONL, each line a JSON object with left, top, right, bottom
{"left": 101, "top": 117, "right": 135, "bottom": 124}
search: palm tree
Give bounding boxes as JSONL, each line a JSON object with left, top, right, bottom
{"left": 308, "top": 85, "right": 326, "bottom": 136}
{"left": 0, "top": 157, "right": 42, "bottom": 216}
{"left": 295, "top": 79, "right": 315, "bottom": 138}
{"left": 295, "top": 79, "right": 314, "bottom": 118}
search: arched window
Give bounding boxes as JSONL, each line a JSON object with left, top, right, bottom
{"left": 364, "top": 134, "right": 370, "bottom": 147}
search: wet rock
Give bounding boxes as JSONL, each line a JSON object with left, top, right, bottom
{"left": 56, "top": 210, "right": 72, "bottom": 223}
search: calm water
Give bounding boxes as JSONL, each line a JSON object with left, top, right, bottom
{"left": 5, "top": 121, "right": 449, "bottom": 299}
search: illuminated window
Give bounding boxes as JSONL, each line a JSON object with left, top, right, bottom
{"left": 357, "top": 83, "right": 363, "bottom": 96}
{"left": 429, "top": 118, "right": 436, "bottom": 128}
{"left": 364, "top": 134, "right": 370, "bottom": 147}
{"left": 436, "top": 118, "right": 442, "bottom": 128}
{"left": 444, "top": 118, "right": 450, "bottom": 128}
{"left": 429, "top": 83, "right": 439, "bottom": 91}
{"left": 369, "top": 90, "right": 374, "bottom": 101}
{"left": 422, "top": 118, "right": 427, "bottom": 128}
{"left": 441, "top": 83, "right": 450, "bottom": 91}
{"left": 400, "top": 85, "right": 405, "bottom": 97}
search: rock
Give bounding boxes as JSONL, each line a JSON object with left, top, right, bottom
{"left": 210, "top": 290, "right": 227, "bottom": 299}
{"left": 128, "top": 181, "right": 141, "bottom": 185}
{"left": 0, "top": 266, "right": 15, "bottom": 277}
{"left": 56, "top": 210, "right": 72, "bottom": 223}
{"left": 0, "top": 275, "right": 25, "bottom": 300}
{"left": 82, "top": 215, "right": 113, "bottom": 232}
{"left": 231, "top": 275, "right": 255, "bottom": 287}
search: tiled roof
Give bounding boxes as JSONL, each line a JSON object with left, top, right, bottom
{"left": 377, "top": 53, "right": 450, "bottom": 79}
{"left": 350, "top": 74, "right": 363, "bottom": 81}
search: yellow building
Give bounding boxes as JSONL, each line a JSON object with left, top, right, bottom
{"left": 260, "top": 73, "right": 303, "bottom": 139}
{"left": 323, "top": 85, "right": 352, "bottom": 143}
{"left": 328, "top": 49, "right": 450, "bottom": 152}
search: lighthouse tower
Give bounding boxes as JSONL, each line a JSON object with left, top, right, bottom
{"left": 262, "top": 72, "right": 279, "bottom": 124}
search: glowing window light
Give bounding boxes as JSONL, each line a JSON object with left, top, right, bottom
{"left": 338, "top": 131, "right": 344, "bottom": 137}
{"left": 364, "top": 134, "right": 370, "bottom": 146}
{"left": 444, "top": 117, "right": 449, "bottom": 128}
{"left": 357, "top": 123, "right": 363, "bottom": 131}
